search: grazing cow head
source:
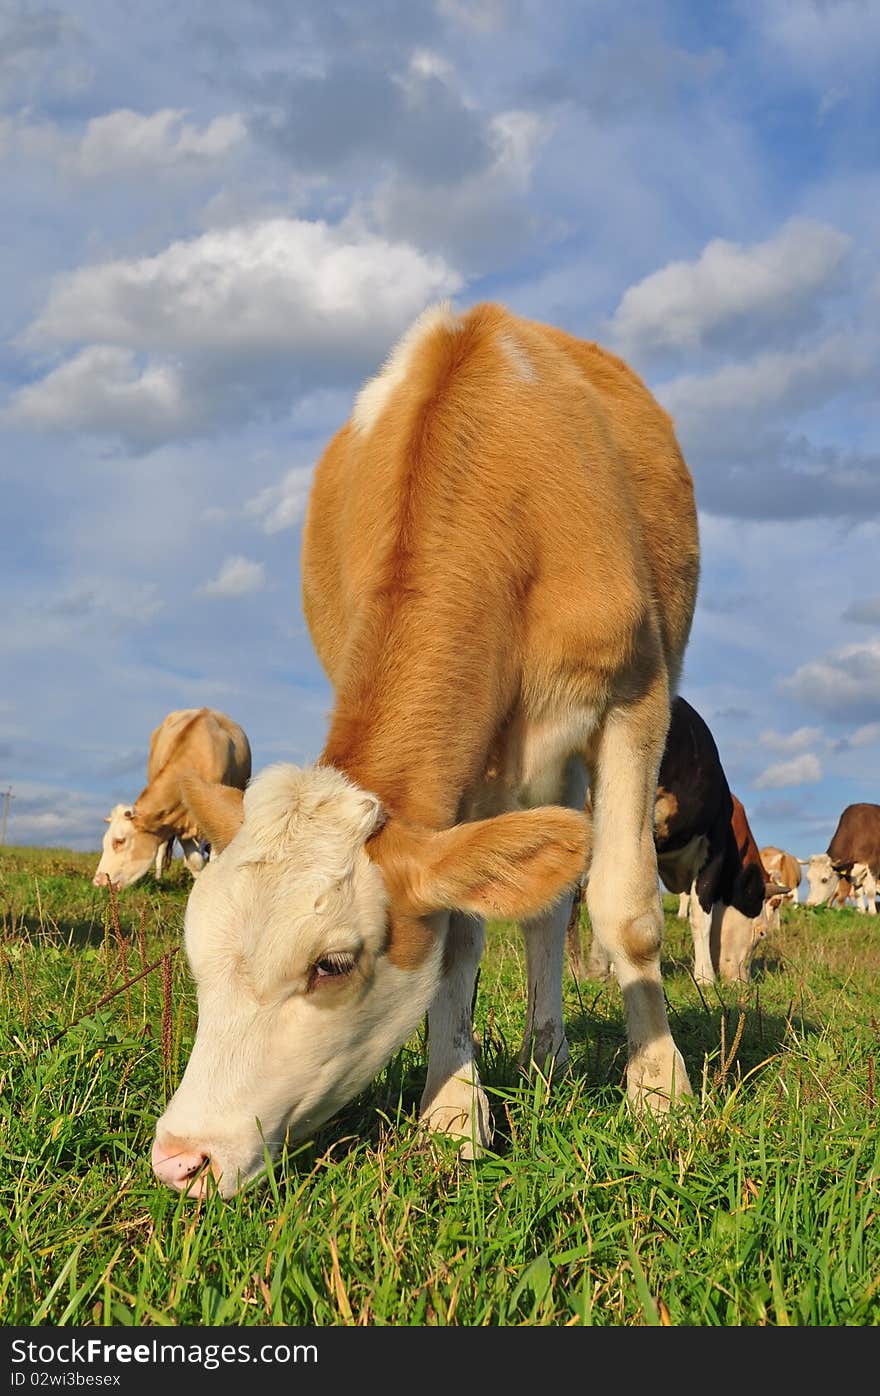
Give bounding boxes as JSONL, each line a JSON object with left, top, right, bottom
{"left": 719, "top": 856, "right": 787, "bottom": 979}
{"left": 717, "top": 900, "right": 771, "bottom": 983}
{"left": 763, "top": 888, "right": 788, "bottom": 933}
{"left": 151, "top": 762, "right": 588, "bottom": 1197}
{"left": 803, "top": 853, "right": 841, "bottom": 907}
{"left": 760, "top": 872, "right": 794, "bottom": 936}
{"left": 93, "top": 805, "right": 160, "bottom": 890}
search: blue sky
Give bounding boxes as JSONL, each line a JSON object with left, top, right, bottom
{"left": 2, "top": 0, "right": 878, "bottom": 863}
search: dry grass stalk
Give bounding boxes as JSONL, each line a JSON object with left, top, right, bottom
{"left": 161, "top": 951, "right": 174, "bottom": 1071}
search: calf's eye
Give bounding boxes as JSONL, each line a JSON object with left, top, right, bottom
{"left": 308, "top": 951, "right": 357, "bottom": 990}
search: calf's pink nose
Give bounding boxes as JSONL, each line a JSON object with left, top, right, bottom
{"left": 151, "top": 1136, "right": 211, "bottom": 1194}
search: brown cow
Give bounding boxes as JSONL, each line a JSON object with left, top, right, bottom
{"left": 93, "top": 708, "right": 251, "bottom": 890}
{"left": 804, "top": 803, "right": 880, "bottom": 914}
{"left": 760, "top": 845, "right": 800, "bottom": 929}
{"left": 151, "top": 300, "right": 700, "bottom": 1197}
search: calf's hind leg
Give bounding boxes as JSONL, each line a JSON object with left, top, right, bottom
{"left": 521, "top": 754, "right": 588, "bottom": 1071}
{"left": 521, "top": 891, "right": 574, "bottom": 1075}
{"left": 585, "top": 674, "right": 692, "bottom": 1112}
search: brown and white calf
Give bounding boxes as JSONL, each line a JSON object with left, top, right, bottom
{"left": 93, "top": 708, "right": 251, "bottom": 890}
{"left": 151, "top": 300, "right": 700, "bottom": 1197}
{"left": 803, "top": 802, "right": 880, "bottom": 914}
{"left": 587, "top": 697, "right": 784, "bottom": 986}
{"left": 759, "top": 845, "right": 800, "bottom": 929}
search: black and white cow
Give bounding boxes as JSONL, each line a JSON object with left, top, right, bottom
{"left": 584, "top": 697, "right": 786, "bottom": 985}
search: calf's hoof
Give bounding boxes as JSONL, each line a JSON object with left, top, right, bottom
{"left": 518, "top": 1026, "right": 570, "bottom": 1080}
{"left": 419, "top": 1077, "right": 493, "bottom": 1160}
{"left": 626, "top": 1043, "right": 692, "bottom": 1115}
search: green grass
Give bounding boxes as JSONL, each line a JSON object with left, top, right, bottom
{"left": 2, "top": 843, "right": 879, "bottom": 1326}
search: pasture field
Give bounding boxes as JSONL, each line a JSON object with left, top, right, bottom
{"left": 2, "top": 843, "right": 879, "bottom": 1328}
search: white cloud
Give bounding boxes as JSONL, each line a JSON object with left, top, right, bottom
{"left": 77, "top": 108, "right": 246, "bottom": 175}
{"left": 4, "top": 782, "right": 110, "bottom": 852}
{"left": 780, "top": 638, "right": 880, "bottom": 721}
{"left": 658, "top": 332, "right": 875, "bottom": 450}
{"left": 758, "top": 726, "right": 822, "bottom": 753}
{"left": 23, "top": 217, "right": 462, "bottom": 355}
{"left": 9, "top": 219, "right": 463, "bottom": 443}
{"left": 489, "top": 110, "right": 550, "bottom": 189}
{"left": 610, "top": 219, "right": 850, "bottom": 353}
{"left": 0, "top": 108, "right": 245, "bottom": 177}
{"left": 6, "top": 346, "right": 197, "bottom": 443}
{"left": 754, "top": 752, "right": 822, "bottom": 789}
{"left": 198, "top": 556, "right": 266, "bottom": 599}
{"left": 850, "top": 722, "right": 880, "bottom": 748}
{"left": 408, "top": 49, "right": 456, "bottom": 84}
{"left": 246, "top": 464, "right": 315, "bottom": 534}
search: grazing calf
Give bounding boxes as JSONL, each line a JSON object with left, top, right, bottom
{"left": 760, "top": 847, "right": 800, "bottom": 906}
{"left": 93, "top": 708, "right": 251, "bottom": 891}
{"left": 801, "top": 864, "right": 860, "bottom": 909}
{"left": 588, "top": 697, "right": 784, "bottom": 985}
{"left": 760, "top": 846, "right": 800, "bottom": 930}
{"left": 152, "top": 300, "right": 700, "bottom": 1197}
{"left": 725, "top": 794, "right": 780, "bottom": 966}
{"left": 803, "top": 803, "right": 880, "bottom": 915}
{"left": 804, "top": 853, "right": 874, "bottom": 911}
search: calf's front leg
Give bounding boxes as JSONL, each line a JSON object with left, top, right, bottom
{"left": 419, "top": 911, "right": 492, "bottom": 1158}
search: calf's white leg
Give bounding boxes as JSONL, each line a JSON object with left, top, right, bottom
{"left": 521, "top": 892, "right": 573, "bottom": 1074}
{"left": 585, "top": 676, "right": 692, "bottom": 1111}
{"left": 419, "top": 911, "right": 492, "bottom": 1158}
{"left": 688, "top": 896, "right": 717, "bottom": 986}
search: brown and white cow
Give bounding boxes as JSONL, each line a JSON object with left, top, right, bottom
{"left": 760, "top": 847, "right": 800, "bottom": 905}
{"left": 93, "top": 708, "right": 251, "bottom": 891}
{"left": 803, "top": 854, "right": 874, "bottom": 912}
{"left": 587, "top": 697, "right": 785, "bottom": 986}
{"left": 151, "top": 300, "right": 700, "bottom": 1197}
{"left": 803, "top": 803, "right": 880, "bottom": 914}
{"left": 759, "top": 845, "right": 800, "bottom": 930}
{"left": 725, "top": 794, "right": 784, "bottom": 967}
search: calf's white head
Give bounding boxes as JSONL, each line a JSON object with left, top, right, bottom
{"left": 717, "top": 903, "right": 769, "bottom": 983}
{"left": 93, "top": 804, "right": 160, "bottom": 890}
{"left": 151, "top": 761, "right": 587, "bottom": 1198}
{"left": 804, "top": 853, "right": 840, "bottom": 907}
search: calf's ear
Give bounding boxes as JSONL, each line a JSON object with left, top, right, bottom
{"left": 179, "top": 772, "right": 245, "bottom": 852}
{"left": 371, "top": 807, "right": 591, "bottom": 920}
